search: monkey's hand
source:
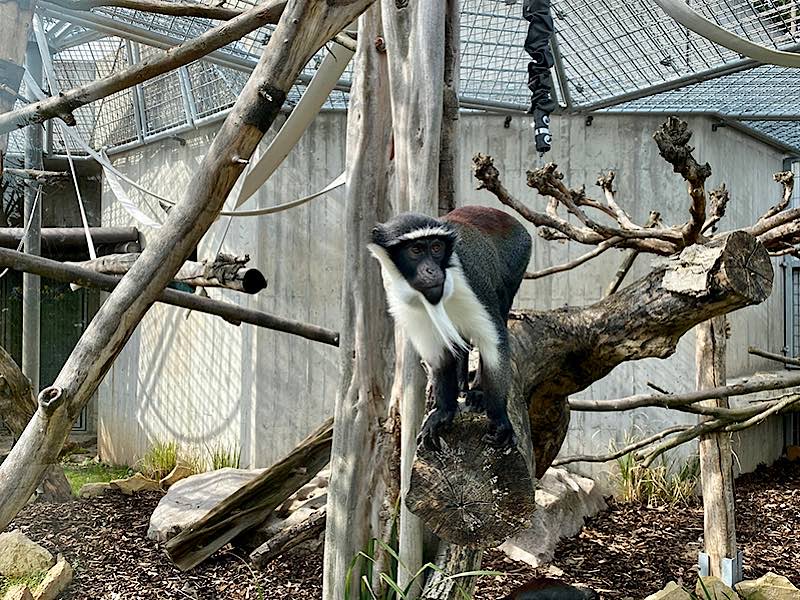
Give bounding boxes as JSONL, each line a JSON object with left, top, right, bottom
{"left": 485, "top": 416, "right": 516, "bottom": 449}
{"left": 418, "top": 408, "right": 456, "bottom": 452}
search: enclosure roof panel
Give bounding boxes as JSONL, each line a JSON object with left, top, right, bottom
{"left": 24, "top": 0, "right": 800, "bottom": 153}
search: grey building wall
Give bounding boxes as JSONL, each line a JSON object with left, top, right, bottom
{"left": 99, "top": 112, "right": 791, "bottom": 482}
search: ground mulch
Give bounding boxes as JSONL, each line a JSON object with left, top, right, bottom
{"left": 6, "top": 458, "right": 800, "bottom": 599}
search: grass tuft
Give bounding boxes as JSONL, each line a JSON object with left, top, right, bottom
{"left": 62, "top": 463, "right": 130, "bottom": 496}
{"left": 137, "top": 440, "right": 179, "bottom": 481}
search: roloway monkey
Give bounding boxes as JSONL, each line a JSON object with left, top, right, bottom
{"left": 368, "top": 205, "right": 532, "bottom": 449}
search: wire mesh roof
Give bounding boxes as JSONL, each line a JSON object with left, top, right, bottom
{"left": 13, "top": 0, "right": 800, "bottom": 154}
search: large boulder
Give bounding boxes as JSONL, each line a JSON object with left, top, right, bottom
{"left": 148, "top": 468, "right": 264, "bottom": 542}
{"left": 33, "top": 556, "right": 73, "bottom": 600}
{"left": 0, "top": 531, "right": 54, "bottom": 578}
{"left": 735, "top": 572, "right": 800, "bottom": 600}
{"left": 695, "top": 576, "right": 737, "bottom": 599}
{"left": 499, "top": 468, "right": 607, "bottom": 567}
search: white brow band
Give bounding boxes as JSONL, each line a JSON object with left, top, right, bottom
{"left": 396, "top": 226, "right": 454, "bottom": 242}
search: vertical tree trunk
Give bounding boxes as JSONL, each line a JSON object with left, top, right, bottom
{"left": 696, "top": 316, "right": 738, "bottom": 577}
{"left": 381, "top": 0, "right": 447, "bottom": 594}
{"left": 0, "top": 0, "right": 36, "bottom": 162}
{"left": 321, "top": 7, "right": 395, "bottom": 599}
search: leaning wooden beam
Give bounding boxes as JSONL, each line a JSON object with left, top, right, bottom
{"left": 0, "top": 0, "right": 373, "bottom": 532}
{"left": 0, "top": 247, "right": 338, "bottom": 346}
{"left": 166, "top": 418, "right": 333, "bottom": 570}
{"left": 73, "top": 252, "right": 267, "bottom": 294}
{"left": 0, "top": 0, "right": 290, "bottom": 134}
{"left": 0, "top": 346, "right": 72, "bottom": 503}
{"left": 406, "top": 230, "right": 772, "bottom": 546}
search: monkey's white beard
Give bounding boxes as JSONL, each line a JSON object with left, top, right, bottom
{"left": 367, "top": 244, "right": 497, "bottom": 369}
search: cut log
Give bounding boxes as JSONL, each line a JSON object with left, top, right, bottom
{"left": 406, "top": 231, "right": 772, "bottom": 547}
{"left": 421, "top": 542, "right": 482, "bottom": 600}
{"left": 250, "top": 505, "right": 326, "bottom": 567}
{"left": 73, "top": 252, "right": 267, "bottom": 294}
{"left": 165, "top": 418, "right": 333, "bottom": 571}
{"left": 0, "top": 346, "right": 71, "bottom": 502}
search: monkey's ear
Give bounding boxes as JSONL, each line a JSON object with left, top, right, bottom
{"left": 371, "top": 224, "right": 391, "bottom": 247}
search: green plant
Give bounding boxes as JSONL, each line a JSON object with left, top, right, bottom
{"left": 206, "top": 443, "right": 241, "bottom": 470}
{"left": 613, "top": 443, "right": 699, "bottom": 508}
{"left": 137, "top": 440, "right": 179, "bottom": 481}
{"left": 344, "top": 538, "right": 502, "bottom": 600}
{"left": 0, "top": 570, "right": 48, "bottom": 595}
{"left": 62, "top": 462, "right": 130, "bottom": 496}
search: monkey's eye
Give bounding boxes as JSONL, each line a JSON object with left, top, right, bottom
{"left": 430, "top": 241, "right": 443, "bottom": 254}
{"left": 410, "top": 244, "right": 423, "bottom": 256}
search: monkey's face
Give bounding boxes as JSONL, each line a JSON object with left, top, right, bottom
{"left": 391, "top": 237, "right": 448, "bottom": 304}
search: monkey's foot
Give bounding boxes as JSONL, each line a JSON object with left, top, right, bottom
{"left": 464, "top": 389, "right": 485, "bottom": 411}
{"left": 418, "top": 408, "right": 456, "bottom": 452}
{"left": 484, "top": 418, "right": 516, "bottom": 449}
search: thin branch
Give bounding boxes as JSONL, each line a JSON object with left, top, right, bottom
{"left": 596, "top": 171, "right": 637, "bottom": 230}
{"left": 748, "top": 346, "right": 800, "bottom": 368}
{"left": 552, "top": 425, "right": 688, "bottom": 466}
{"left": 760, "top": 171, "right": 794, "bottom": 221}
{"left": 569, "top": 370, "right": 800, "bottom": 412}
{"left": 524, "top": 237, "right": 621, "bottom": 279}
{"left": 4, "top": 167, "right": 70, "bottom": 181}
{"left": 46, "top": 0, "right": 241, "bottom": 19}
{"left": 702, "top": 184, "right": 729, "bottom": 234}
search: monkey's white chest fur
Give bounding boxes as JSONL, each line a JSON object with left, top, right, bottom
{"left": 368, "top": 245, "right": 500, "bottom": 370}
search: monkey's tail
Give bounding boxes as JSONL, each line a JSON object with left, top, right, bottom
{"left": 423, "top": 299, "right": 470, "bottom": 356}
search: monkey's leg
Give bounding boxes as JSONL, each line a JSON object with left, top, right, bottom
{"left": 456, "top": 347, "right": 470, "bottom": 396}
{"left": 465, "top": 355, "right": 485, "bottom": 410}
{"left": 482, "top": 338, "right": 516, "bottom": 448}
{"left": 418, "top": 353, "right": 460, "bottom": 451}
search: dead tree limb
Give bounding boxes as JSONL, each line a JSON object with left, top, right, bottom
{"left": 0, "top": 346, "right": 72, "bottom": 503}
{"left": 406, "top": 230, "right": 772, "bottom": 547}
{"left": 0, "top": 0, "right": 374, "bottom": 533}
{"left": 0, "top": 247, "right": 338, "bottom": 345}
{"left": 3, "top": 168, "right": 70, "bottom": 181}
{"left": 73, "top": 252, "right": 267, "bottom": 294}
{"left": 0, "top": 227, "right": 138, "bottom": 248}
{"left": 166, "top": 418, "right": 333, "bottom": 570}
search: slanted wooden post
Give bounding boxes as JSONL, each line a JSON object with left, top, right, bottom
{"left": 696, "top": 315, "right": 739, "bottom": 581}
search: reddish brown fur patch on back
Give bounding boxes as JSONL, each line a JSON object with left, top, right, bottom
{"left": 443, "top": 205, "right": 518, "bottom": 236}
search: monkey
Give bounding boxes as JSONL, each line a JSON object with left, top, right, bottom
{"left": 368, "top": 205, "right": 532, "bottom": 450}
{"left": 504, "top": 577, "right": 600, "bottom": 600}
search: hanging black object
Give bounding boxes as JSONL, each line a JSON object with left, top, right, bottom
{"left": 523, "top": 0, "right": 557, "bottom": 154}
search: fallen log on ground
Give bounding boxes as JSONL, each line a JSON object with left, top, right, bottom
{"left": 165, "top": 418, "right": 333, "bottom": 570}
{"left": 250, "top": 505, "right": 327, "bottom": 567}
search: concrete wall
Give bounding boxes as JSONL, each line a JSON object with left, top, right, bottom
{"left": 99, "top": 112, "right": 791, "bottom": 482}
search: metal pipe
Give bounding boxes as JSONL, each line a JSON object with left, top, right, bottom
{"left": 22, "top": 42, "right": 43, "bottom": 394}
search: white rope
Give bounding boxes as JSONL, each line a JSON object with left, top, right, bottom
{"left": 0, "top": 186, "right": 42, "bottom": 280}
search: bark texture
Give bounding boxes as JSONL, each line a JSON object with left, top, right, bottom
{"left": 321, "top": 7, "right": 396, "bottom": 599}
{"left": 406, "top": 231, "right": 772, "bottom": 546}
{"left": 696, "top": 316, "right": 738, "bottom": 576}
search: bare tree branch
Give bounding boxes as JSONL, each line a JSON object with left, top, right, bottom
{"left": 748, "top": 346, "right": 800, "bottom": 367}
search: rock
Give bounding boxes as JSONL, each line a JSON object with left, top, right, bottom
{"left": 32, "top": 556, "right": 73, "bottom": 600}
{"left": 0, "top": 531, "right": 54, "bottom": 578}
{"left": 696, "top": 576, "right": 738, "bottom": 599}
{"left": 78, "top": 482, "right": 113, "bottom": 499}
{"left": 735, "top": 572, "right": 800, "bottom": 600}
{"left": 110, "top": 473, "right": 161, "bottom": 495}
{"left": 159, "top": 460, "right": 195, "bottom": 489}
{"left": 643, "top": 581, "right": 692, "bottom": 600}
{"left": 147, "top": 468, "right": 265, "bottom": 542}
{"left": 3, "top": 585, "right": 33, "bottom": 600}
{"left": 499, "top": 468, "right": 607, "bottom": 567}
{"left": 787, "top": 446, "right": 800, "bottom": 462}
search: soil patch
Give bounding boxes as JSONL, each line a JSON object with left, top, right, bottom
{"left": 6, "top": 458, "right": 799, "bottom": 599}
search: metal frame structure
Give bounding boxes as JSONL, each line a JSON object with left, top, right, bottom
{"left": 6, "top": 0, "right": 800, "bottom": 156}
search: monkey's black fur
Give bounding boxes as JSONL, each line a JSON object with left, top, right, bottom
{"left": 504, "top": 577, "right": 600, "bottom": 600}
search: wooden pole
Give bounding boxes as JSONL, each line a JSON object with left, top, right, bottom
{"left": 696, "top": 315, "right": 738, "bottom": 580}
{"left": 21, "top": 41, "right": 43, "bottom": 395}
{"left": 0, "top": 0, "right": 36, "bottom": 159}
{"left": 0, "top": 247, "right": 338, "bottom": 346}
